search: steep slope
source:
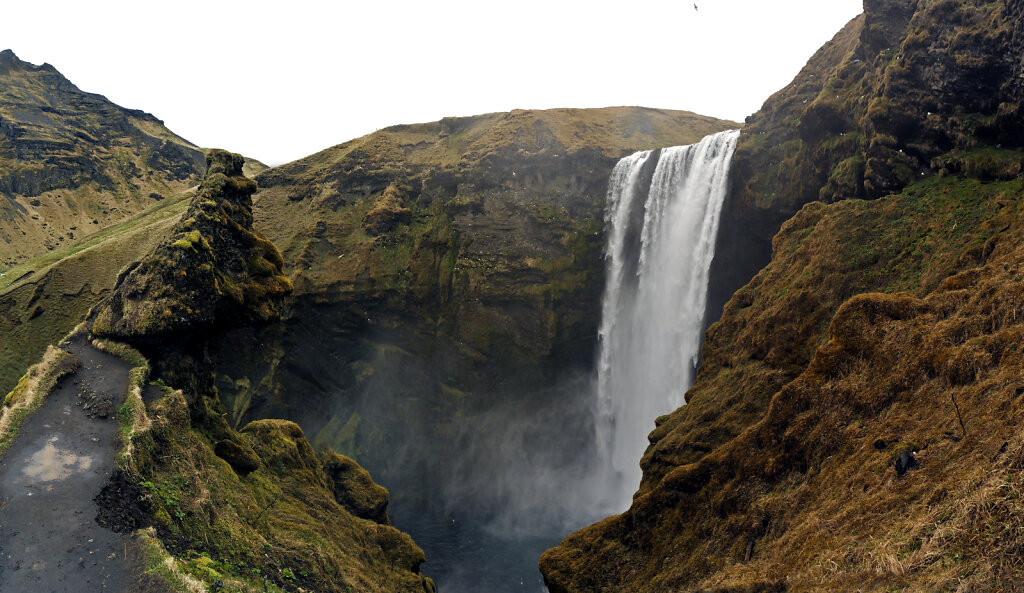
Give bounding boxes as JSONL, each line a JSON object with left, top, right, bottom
{"left": 0, "top": 49, "right": 208, "bottom": 266}
{"left": 0, "top": 150, "right": 435, "bottom": 592}
{"left": 0, "top": 188, "right": 194, "bottom": 396}
{"left": 542, "top": 1, "right": 1024, "bottom": 591}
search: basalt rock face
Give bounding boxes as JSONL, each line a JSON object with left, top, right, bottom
{"left": 709, "top": 0, "right": 1024, "bottom": 323}
{"left": 543, "top": 2, "right": 1024, "bottom": 591}
{"left": 211, "top": 107, "right": 740, "bottom": 512}
{"left": 91, "top": 150, "right": 291, "bottom": 393}
{"left": 0, "top": 49, "right": 206, "bottom": 266}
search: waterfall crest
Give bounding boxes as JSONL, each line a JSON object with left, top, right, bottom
{"left": 596, "top": 129, "right": 740, "bottom": 509}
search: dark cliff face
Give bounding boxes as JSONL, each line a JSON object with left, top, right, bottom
{"left": 709, "top": 0, "right": 1024, "bottom": 325}
{"left": 0, "top": 50, "right": 206, "bottom": 266}
{"left": 542, "top": 1, "right": 1024, "bottom": 591}
{"left": 730, "top": 0, "right": 1024, "bottom": 221}
{"left": 208, "top": 108, "right": 740, "bottom": 515}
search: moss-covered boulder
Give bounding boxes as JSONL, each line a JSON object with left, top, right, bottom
{"left": 91, "top": 149, "right": 292, "bottom": 339}
{"left": 212, "top": 435, "right": 260, "bottom": 476}
{"left": 241, "top": 419, "right": 323, "bottom": 476}
{"left": 321, "top": 450, "right": 391, "bottom": 524}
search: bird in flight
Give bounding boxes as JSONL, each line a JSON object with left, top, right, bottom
{"left": 694, "top": 3, "right": 699, "bottom": 11}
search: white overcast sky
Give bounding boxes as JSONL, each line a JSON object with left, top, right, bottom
{"left": 6, "top": 0, "right": 863, "bottom": 165}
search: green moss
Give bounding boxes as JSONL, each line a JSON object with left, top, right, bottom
{"left": 120, "top": 405, "right": 429, "bottom": 592}
{"left": 934, "top": 147, "right": 1024, "bottom": 181}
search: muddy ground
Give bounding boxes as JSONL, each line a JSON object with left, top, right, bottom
{"left": 0, "top": 335, "right": 168, "bottom": 592}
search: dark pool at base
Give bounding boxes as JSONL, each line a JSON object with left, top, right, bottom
{"left": 393, "top": 509, "right": 560, "bottom": 593}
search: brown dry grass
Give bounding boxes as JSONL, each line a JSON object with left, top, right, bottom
{"left": 542, "top": 178, "right": 1024, "bottom": 592}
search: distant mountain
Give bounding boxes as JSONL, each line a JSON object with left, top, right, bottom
{"left": 0, "top": 49, "right": 206, "bottom": 266}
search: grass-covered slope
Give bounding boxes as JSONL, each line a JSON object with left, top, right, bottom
{"left": 542, "top": 1, "right": 1024, "bottom": 590}
{"left": 542, "top": 156, "right": 1024, "bottom": 593}
{"left": 0, "top": 188, "right": 193, "bottom": 395}
{"left": 121, "top": 372, "right": 435, "bottom": 593}
{"left": 0, "top": 49, "right": 207, "bottom": 266}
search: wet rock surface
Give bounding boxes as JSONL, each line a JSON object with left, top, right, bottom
{"left": 0, "top": 335, "right": 159, "bottom": 592}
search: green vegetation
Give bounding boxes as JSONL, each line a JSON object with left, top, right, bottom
{"left": 0, "top": 189, "right": 193, "bottom": 396}
{"left": 112, "top": 374, "right": 432, "bottom": 592}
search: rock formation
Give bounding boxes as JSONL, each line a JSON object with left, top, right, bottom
{"left": 92, "top": 150, "right": 291, "bottom": 339}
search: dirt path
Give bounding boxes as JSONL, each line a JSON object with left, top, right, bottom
{"left": 0, "top": 335, "right": 159, "bottom": 592}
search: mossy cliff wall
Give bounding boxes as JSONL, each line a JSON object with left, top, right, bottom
{"left": 710, "top": 0, "right": 1024, "bottom": 323}
{"left": 542, "top": 1, "right": 1024, "bottom": 591}
{"left": 210, "top": 107, "right": 740, "bottom": 509}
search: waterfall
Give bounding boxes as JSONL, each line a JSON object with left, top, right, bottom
{"left": 596, "top": 129, "right": 740, "bottom": 509}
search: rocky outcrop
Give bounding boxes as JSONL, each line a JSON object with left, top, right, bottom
{"left": 321, "top": 450, "right": 392, "bottom": 524}
{"left": 89, "top": 150, "right": 291, "bottom": 405}
{"left": 91, "top": 150, "right": 291, "bottom": 340}
{"left": 710, "top": 0, "right": 1024, "bottom": 323}
{"left": 362, "top": 183, "right": 412, "bottom": 235}
{"left": 542, "top": 2, "right": 1024, "bottom": 591}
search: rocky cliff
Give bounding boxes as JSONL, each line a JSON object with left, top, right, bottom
{"left": 78, "top": 151, "right": 434, "bottom": 592}
{"left": 0, "top": 49, "right": 210, "bottom": 266}
{"left": 541, "top": 1, "right": 1024, "bottom": 591}
{"left": 0, "top": 99, "right": 740, "bottom": 588}
{"left": 210, "top": 107, "right": 740, "bottom": 514}
{"left": 710, "top": 0, "right": 1024, "bottom": 319}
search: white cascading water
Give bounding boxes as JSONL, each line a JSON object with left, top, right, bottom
{"left": 596, "top": 129, "right": 741, "bottom": 509}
